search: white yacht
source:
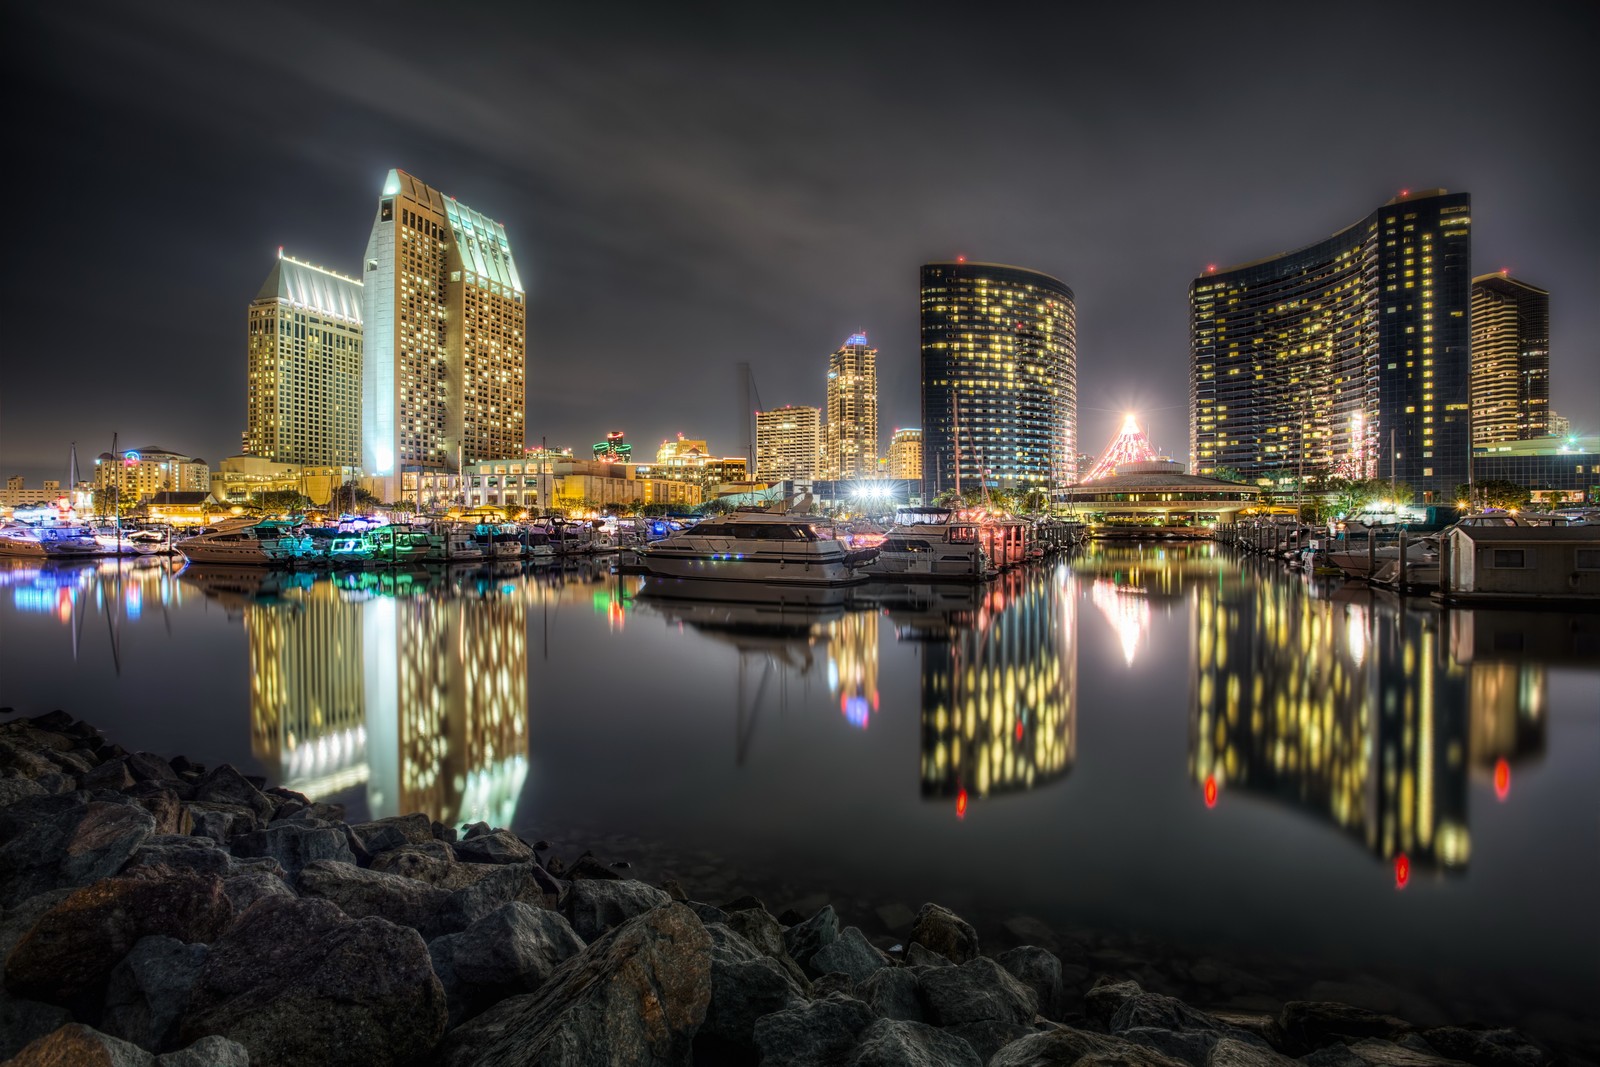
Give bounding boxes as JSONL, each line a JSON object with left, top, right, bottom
{"left": 860, "top": 507, "right": 995, "bottom": 581}
{"left": 0, "top": 524, "right": 101, "bottom": 559}
{"left": 641, "top": 510, "right": 875, "bottom": 586}
{"left": 176, "top": 520, "right": 313, "bottom": 566}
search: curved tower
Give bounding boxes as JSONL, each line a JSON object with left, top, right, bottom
{"left": 920, "top": 262, "right": 1076, "bottom": 499}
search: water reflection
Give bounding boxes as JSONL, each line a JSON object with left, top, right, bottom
{"left": 183, "top": 565, "right": 530, "bottom": 830}
{"left": 0, "top": 558, "right": 187, "bottom": 664}
{"left": 1187, "top": 567, "right": 1550, "bottom": 880}
{"left": 907, "top": 567, "right": 1078, "bottom": 811}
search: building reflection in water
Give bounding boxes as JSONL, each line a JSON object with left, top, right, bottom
{"left": 206, "top": 568, "right": 529, "bottom": 829}
{"left": 828, "top": 611, "right": 879, "bottom": 729}
{"left": 1, "top": 559, "right": 188, "bottom": 663}
{"left": 1188, "top": 574, "right": 1549, "bottom": 881}
{"left": 909, "top": 565, "right": 1077, "bottom": 814}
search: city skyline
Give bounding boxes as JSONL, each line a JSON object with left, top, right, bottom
{"left": 3, "top": 2, "right": 1597, "bottom": 484}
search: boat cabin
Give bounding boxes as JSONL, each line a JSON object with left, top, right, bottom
{"left": 1441, "top": 526, "right": 1600, "bottom": 602}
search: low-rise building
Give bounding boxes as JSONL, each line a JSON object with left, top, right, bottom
{"left": 210, "top": 456, "right": 351, "bottom": 508}
{"left": 1472, "top": 436, "right": 1599, "bottom": 504}
{"left": 1059, "top": 460, "right": 1260, "bottom": 524}
{"left": 145, "top": 492, "right": 215, "bottom": 526}
{"left": 95, "top": 447, "right": 210, "bottom": 506}
{"left": 462, "top": 458, "right": 702, "bottom": 512}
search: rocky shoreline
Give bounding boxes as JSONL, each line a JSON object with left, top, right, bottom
{"left": 0, "top": 709, "right": 1589, "bottom": 1067}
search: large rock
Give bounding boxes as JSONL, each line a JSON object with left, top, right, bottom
{"left": 0, "top": 774, "right": 48, "bottom": 808}
{"left": 753, "top": 993, "right": 876, "bottom": 1067}
{"left": 849, "top": 1017, "right": 984, "bottom": 1067}
{"left": 1278, "top": 1002, "right": 1415, "bottom": 1055}
{"left": 697, "top": 922, "right": 808, "bottom": 1058}
{"left": 437, "top": 902, "right": 712, "bottom": 1067}
{"left": 220, "top": 870, "right": 295, "bottom": 912}
{"left": 810, "top": 925, "right": 890, "bottom": 983}
{"left": 1206, "top": 1037, "right": 1299, "bottom": 1067}
{"left": 917, "top": 956, "right": 1037, "bottom": 1028}
{"left": 5, "top": 1022, "right": 155, "bottom": 1066}
{"left": 179, "top": 895, "right": 445, "bottom": 1067}
{"left": 1419, "top": 1028, "right": 1547, "bottom": 1067}
{"left": 857, "top": 966, "right": 923, "bottom": 1023}
{"left": 192, "top": 766, "right": 274, "bottom": 823}
{"left": 0, "top": 795, "right": 156, "bottom": 906}
{"left": 4, "top": 868, "right": 232, "bottom": 1003}
{"left": 783, "top": 904, "right": 841, "bottom": 972}
{"left": 443, "top": 862, "right": 562, "bottom": 929}
{"left": 725, "top": 904, "right": 808, "bottom": 984}
{"left": 100, "top": 936, "right": 208, "bottom": 1052}
{"left": 907, "top": 903, "right": 978, "bottom": 964}
{"left": 1085, "top": 977, "right": 1145, "bottom": 1028}
{"left": 1125, "top": 1027, "right": 1234, "bottom": 1066}
{"left": 154, "top": 1034, "right": 251, "bottom": 1067}
{"left": 230, "top": 822, "right": 354, "bottom": 877}
{"left": 428, "top": 902, "right": 586, "bottom": 1026}
{"left": 997, "top": 945, "right": 1066, "bottom": 1022}
{"left": 990, "top": 1026, "right": 1192, "bottom": 1067}
{"left": 1331, "top": 1039, "right": 1477, "bottom": 1067}
{"left": 1113, "top": 990, "right": 1231, "bottom": 1035}
{"left": 453, "top": 829, "right": 533, "bottom": 865}
{"left": 347, "top": 813, "right": 434, "bottom": 856}
{"left": 126, "top": 786, "right": 191, "bottom": 837}
{"left": 561, "top": 877, "right": 671, "bottom": 942}
{"left": 297, "top": 858, "right": 454, "bottom": 938}
{"left": 369, "top": 844, "right": 493, "bottom": 891}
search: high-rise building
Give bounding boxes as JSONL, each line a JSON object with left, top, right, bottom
{"left": 1190, "top": 189, "right": 1472, "bottom": 501}
{"left": 1471, "top": 272, "right": 1549, "bottom": 444}
{"left": 920, "top": 262, "right": 1077, "bottom": 498}
{"left": 94, "top": 447, "right": 211, "bottom": 505}
{"left": 361, "top": 169, "right": 526, "bottom": 502}
{"left": 755, "top": 405, "right": 822, "bottom": 482}
{"left": 1547, "top": 411, "right": 1571, "bottom": 438}
{"left": 246, "top": 252, "right": 363, "bottom": 467}
{"left": 888, "top": 428, "right": 923, "bottom": 482}
{"left": 823, "top": 333, "right": 879, "bottom": 480}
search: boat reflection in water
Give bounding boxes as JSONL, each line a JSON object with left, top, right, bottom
{"left": 1, "top": 558, "right": 188, "bottom": 663}
{"left": 1188, "top": 570, "right": 1551, "bottom": 883}
{"left": 895, "top": 565, "right": 1078, "bottom": 814}
{"left": 181, "top": 565, "right": 530, "bottom": 830}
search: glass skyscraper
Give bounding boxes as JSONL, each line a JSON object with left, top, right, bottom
{"left": 1190, "top": 189, "right": 1472, "bottom": 501}
{"left": 1470, "top": 272, "right": 1549, "bottom": 444}
{"left": 361, "top": 169, "right": 526, "bottom": 503}
{"left": 920, "top": 262, "right": 1077, "bottom": 498}
{"left": 823, "top": 332, "right": 879, "bottom": 481}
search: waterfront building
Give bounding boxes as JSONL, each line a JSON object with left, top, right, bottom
{"left": 1472, "top": 435, "right": 1600, "bottom": 504}
{"left": 888, "top": 428, "right": 923, "bottom": 482}
{"left": 647, "top": 435, "right": 751, "bottom": 491}
{"left": 920, "top": 261, "right": 1077, "bottom": 499}
{"left": 361, "top": 169, "right": 526, "bottom": 503}
{"left": 545, "top": 460, "right": 701, "bottom": 512}
{"left": 246, "top": 252, "right": 363, "bottom": 467}
{"left": 94, "top": 447, "right": 210, "bottom": 506}
{"left": 1470, "top": 273, "right": 1549, "bottom": 444}
{"left": 822, "top": 333, "right": 879, "bottom": 480}
{"left": 1190, "top": 189, "right": 1472, "bottom": 502}
{"left": 756, "top": 405, "right": 822, "bottom": 482}
{"left": 0, "top": 478, "right": 80, "bottom": 509}
{"left": 211, "top": 456, "right": 350, "bottom": 508}
{"left": 1059, "top": 460, "right": 1260, "bottom": 525}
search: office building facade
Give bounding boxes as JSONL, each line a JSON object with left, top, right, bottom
{"left": 246, "top": 253, "right": 363, "bottom": 468}
{"left": 755, "top": 405, "right": 822, "bottom": 482}
{"left": 888, "top": 428, "right": 923, "bottom": 482}
{"left": 362, "top": 169, "right": 526, "bottom": 502}
{"left": 1470, "top": 273, "right": 1549, "bottom": 444}
{"left": 823, "top": 333, "right": 879, "bottom": 480}
{"left": 920, "top": 262, "right": 1076, "bottom": 498}
{"left": 1190, "top": 189, "right": 1472, "bottom": 502}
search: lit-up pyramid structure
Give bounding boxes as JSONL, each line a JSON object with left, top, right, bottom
{"left": 1082, "top": 414, "right": 1158, "bottom": 482}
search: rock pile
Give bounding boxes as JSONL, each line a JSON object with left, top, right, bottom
{"left": 0, "top": 711, "right": 1567, "bottom": 1066}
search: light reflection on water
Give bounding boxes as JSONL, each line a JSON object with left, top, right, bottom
{"left": 1, "top": 548, "right": 1596, "bottom": 1006}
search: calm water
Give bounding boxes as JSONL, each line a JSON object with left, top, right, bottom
{"left": 2, "top": 547, "right": 1596, "bottom": 1019}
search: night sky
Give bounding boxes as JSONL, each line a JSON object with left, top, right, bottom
{"left": 3, "top": 1, "right": 1596, "bottom": 483}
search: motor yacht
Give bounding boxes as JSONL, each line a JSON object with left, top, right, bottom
{"left": 176, "top": 520, "right": 314, "bottom": 566}
{"left": 641, "top": 509, "right": 874, "bottom": 586}
{"left": 860, "top": 507, "right": 995, "bottom": 581}
{"left": 0, "top": 523, "right": 102, "bottom": 559}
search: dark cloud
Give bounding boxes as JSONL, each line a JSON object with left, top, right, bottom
{"left": 3, "top": 0, "right": 1595, "bottom": 480}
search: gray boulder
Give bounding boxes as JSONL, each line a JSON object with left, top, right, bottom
{"left": 436, "top": 902, "right": 712, "bottom": 1067}
{"left": 453, "top": 828, "right": 533, "bottom": 865}
{"left": 697, "top": 922, "right": 809, "bottom": 1058}
{"left": 903, "top": 943, "right": 953, "bottom": 968}
{"left": 849, "top": 1017, "right": 983, "bottom": 1067}
{"left": 230, "top": 822, "right": 354, "bottom": 877}
{"left": 997, "top": 945, "right": 1065, "bottom": 1022}
{"left": 725, "top": 904, "right": 809, "bottom": 984}
{"left": 220, "top": 870, "right": 295, "bottom": 912}
{"left": 784, "top": 904, "right": 841, "bottom": 971}
{"left": 947, "top": 1019, "right": 1037, "bottom": 1062}
{"left": 443, "top": 862, "right": 561, "bottom": 929}
{"left": 0, "top": 794, "right": 156, "bottom": 906}
{"left": 348, "top": 812, "right": 434, "bottom": 856}
{"left": 1206, "top": 1036, "right": 1299, "bottom": 1067}
{"left": 908, "top": 903, "right": 978, "bottom": 964}
{"left": 0, "top": 990, "right": 73, "bottom": 1060}
{"left": 1085, "top": 977, "right": 1146, "bottom": 1028}
{"left": 810, "top": 925, "right": 891, "bottom": 982}
{"left": 369, "top": 843, "right": 496, "bottom": 891}
{"left": 561, "top": 877, "right": 671, "bottom": 942}
{"left": 857, "top": 966, "right": 923, "bottom": 1022}
{"left": 428, "top": 902, "right": 586, "bottom": 1026}
{"left": 990, "top": 1026, "right": 1192, "bottom": 1067}
{"left": 5, "top": 1022, "right": 155, "bottom": 1066}
{"left": 101, "top": 935, "right": 209, "bottom": 1052}
{"left": 1125, "top": 1027, "right": 1233, "bottom": 1066}
{"left": 297, "top": 858, "right": 454, "bottom": 938}
{"left": 1419, "top": 1028, "right": 1547, "bottom": 1067}
{"left": 155, "top": 1034, "right": 251, "bottom": 1066}
{"left": 179, "top": 895, "right": 446, "bottom": 1067}
{"left": 917, "top": 956, "right": 1037, "bottom": 1028}
{"left": 1278, "top": 1002, "right": 1415, "bottom": 1055}
{"left": 753, "top": 993, "right": 876, "bottom": 1067}
{"left": 192, "top": 766, "right": 274, "bottom": 823}
{"left": 0, "top": 774, "right": 48, "bottom": 808}
{"left": 1113, "top": 989, "right": 1231, "bottom": 1035}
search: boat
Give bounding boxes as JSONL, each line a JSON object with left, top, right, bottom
{"left": 640, "top": 509, "right": 875, "bottom": 586}
{"left": 325, "top": 534, "right": 377, "bottom": 567}
{"left": 428, "top": 525, "right": 488, "bottom": 563}
{"left": 93, "top": 526, "right": 174, "bottom": 556}
{"left": 1328, "top": 536, "right": 1436, "bottom": 578}
{"left": 176, "top": 519, "right": 314, "bottom": 566}
{"left": 860, "top": 507, "right": 995, "bottom": 581}
{"left": 0, "top": 523, "right": 102, "bottom": 559}
{"left": 0, "top": 523, "right": 48, "bottom": 559}
{"left": 364, "top": 524, "right": 434, "bottom": 565}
